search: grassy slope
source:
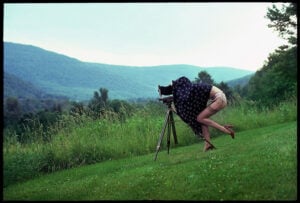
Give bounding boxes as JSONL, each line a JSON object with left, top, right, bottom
{"left": 3, "top": 121, "right": 297, "bottom": 200}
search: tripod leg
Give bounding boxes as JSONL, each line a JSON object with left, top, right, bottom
{"left": 167, "top": 114, "right": 171, "bottom": 154}
{"left": 154, "top": 110, "right": 170, "bottom": 161}
{"left": 169, "top": 111, "right": 178, "bottom": 144}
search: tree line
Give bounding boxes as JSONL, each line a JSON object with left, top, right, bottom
{"left": 3, "top": 88, "right": 135, "bottom": 143}
{"left": 244, "top": 3, "right": 297, "bottom": 106}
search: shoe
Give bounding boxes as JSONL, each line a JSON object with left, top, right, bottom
{"left": 224, "top": 125, "right": 235, "bottom": 139}
{"left": 204, "top": 145, "right": 216, "bottom": 152}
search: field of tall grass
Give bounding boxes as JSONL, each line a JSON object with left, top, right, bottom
{"left": 3, "top": 97, "right": 297, "bottom": 187}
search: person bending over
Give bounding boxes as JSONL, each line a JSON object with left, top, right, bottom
{"left": 160, "top": 76, "right": 234, "bottom": 152}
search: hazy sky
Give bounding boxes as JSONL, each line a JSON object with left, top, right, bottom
{"left": 4, "top": 3, "right": 288, "bottom": 71}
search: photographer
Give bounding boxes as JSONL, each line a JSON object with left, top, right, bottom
{"left": 159, "top": 76, "right": 234, "bottom": 152}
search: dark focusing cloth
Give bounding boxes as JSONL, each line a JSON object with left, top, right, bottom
{"left": 172, "top": 76, "right": 212, "bottom": 135}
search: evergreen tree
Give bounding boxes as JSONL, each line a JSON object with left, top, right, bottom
{"left": 245, "top": 3, "right": 297, "bottom": 105}
{"left": 88, "top": 87, "right": 109, "bottom": 119}
{"left": 100, "top": 88, "right": 108, "bottom": 106}
{"left": 194, "top": 70, "right": 214, "bottom": 84}
{"left": 266, "top": 3, "right": 297, "bottom": 45}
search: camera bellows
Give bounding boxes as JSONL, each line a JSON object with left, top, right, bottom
{"left": 158, "top": 85, "right": 173, "bottom": 95}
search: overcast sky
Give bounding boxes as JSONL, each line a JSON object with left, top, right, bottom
{"left": 4, "top": 3, "right": 288, "bottom": 71}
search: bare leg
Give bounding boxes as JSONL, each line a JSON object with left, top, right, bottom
{"left": 201, "top": 124, "right": 211, "bottom": 151}
{"left": 197, "top": 102, "right": 233, "bottom": 136}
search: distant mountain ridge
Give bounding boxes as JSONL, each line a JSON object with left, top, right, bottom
{"left": 4, "top": 72, "right": 53, "bottom": 99}
{"left": 4, "top": 42, "right": 254, "bottom": 101}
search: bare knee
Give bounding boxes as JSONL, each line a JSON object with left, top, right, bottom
{"left": 197, "top": 115, "right": 206, "bottom": 124}
{"left": 197, "top": 108, "right": 216, "bottom": 124}
{"left": 196, "top": 115, "right": 202, "bottom": 123}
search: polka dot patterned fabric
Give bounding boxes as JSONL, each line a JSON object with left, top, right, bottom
{"left": 172, "top": 76, "right": 212, "bottom": 135}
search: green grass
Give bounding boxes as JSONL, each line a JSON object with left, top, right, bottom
{"left": 4, "top": 98, "right": 296, "bottom": 188}
{"left": 3, "top": 121, "right": 297, "bottom": 200}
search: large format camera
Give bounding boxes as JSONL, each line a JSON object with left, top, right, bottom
{"left": 158, "top": 84, "right": 173, "bottom": 96}
{"left": 158, "top": 84, "right": 173, "bottom": 104}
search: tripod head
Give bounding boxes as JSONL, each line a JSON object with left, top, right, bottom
{"left": 158, "top": 96, "right": 173, "bottom": 106}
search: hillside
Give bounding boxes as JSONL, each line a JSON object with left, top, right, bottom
{"left": 4, "top": 72, "right": 67, "bottom": 100}
{"left": 3, "top": 121, "right": 297, "bottom": 200}
{"left": 4, "top": 42, "right": 254, "bottom": 101}
{"left": 227, "top": 74, "right": 254, "bottom": 87}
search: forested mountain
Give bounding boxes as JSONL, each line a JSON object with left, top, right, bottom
{"left": 227, "top": 74, "right": 254, "bottom": 88}
{"left": 4, "top": 42, "right": 254, "bottom": 101}
{"left": 4, "top": 72, "right": 67, "bottom": 100}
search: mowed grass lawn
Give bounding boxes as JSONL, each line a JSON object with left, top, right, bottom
{"left": 3, "top": 121, "right": 297, "bottom": 200}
